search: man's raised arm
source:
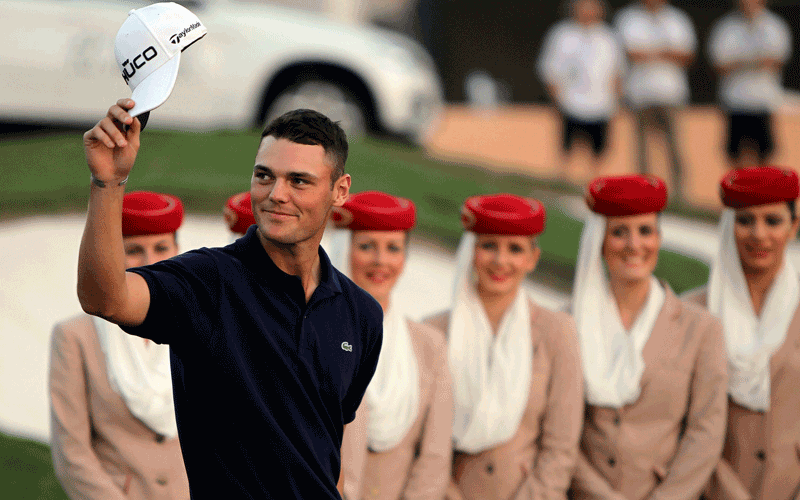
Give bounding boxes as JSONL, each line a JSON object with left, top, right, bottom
{"left": 77, "top": 99, "right": 151, "bottom": 327}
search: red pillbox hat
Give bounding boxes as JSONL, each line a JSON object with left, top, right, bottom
{"left": 331, "top": 191, "right": 416, "bottom": 231}
{"left": 720, "top": 166, "right": 800, "bottom": 209}
{"left": 460, "top": 194, "right": 546, "bottom": 235}
{"left": 224, "top": 192, "right": 255, "bottom": 235}
{"left": 122, "top": 191, "right": 184, "bottom": 236}
{"left": 585, "top": 175, "right": 668, "bottom": 216}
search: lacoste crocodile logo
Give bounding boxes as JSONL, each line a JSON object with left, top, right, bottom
{"left": 341, "top": 342, "right": 352, "bottom": 352}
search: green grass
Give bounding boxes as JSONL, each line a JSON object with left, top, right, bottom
{"left": 0, "top": 432, "right": 68, "bottom": 499}
{"left": 0, "top": 128, "right": 707, "bottom": 293}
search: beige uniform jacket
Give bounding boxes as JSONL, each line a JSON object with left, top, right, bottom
{"left": 684, "top": 288, "right": 800, "bottom": 500}
{"left": 426, "top": 301, "right": 584, "bottom": 500}
{"left": 571, "top": 286, "right": 728, "bottom": 500}
{"left": 49, "top": 315, "right": 190, "bottom": 500}
{"left": 341, "top": 320, "right": 453, "bottom": 500}
{"left": 342, "top": 402, "right": 370, "bottom": 500}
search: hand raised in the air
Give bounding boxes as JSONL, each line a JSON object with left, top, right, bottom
{"left": 83, "top": 99, "right": 142, "bottom": 184}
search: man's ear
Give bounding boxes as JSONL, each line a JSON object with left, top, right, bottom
{"left": 333, "top": 173, "right": 351, "bottom": 207}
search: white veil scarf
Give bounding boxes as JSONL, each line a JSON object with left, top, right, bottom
{"left": 93, "top": 317, "right": 178, "bottom": 438}
{"left": 708, "top": 209, "right": 799, "bottom": 412}
{"left": 327, "top": 227, "right": 420, "bottom": 452}
{"left": 447, "top": 232, "right": 533, "bottom": 454}
{"left": 572, "top": 212, "right": 665, "bottom": 408}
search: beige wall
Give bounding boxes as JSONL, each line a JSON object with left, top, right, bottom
{"left": 425, "top": 105, "right": 800, "bottom": 211}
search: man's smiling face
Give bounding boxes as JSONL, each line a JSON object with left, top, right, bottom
{"left": 251, "top": 136, "right": 346, "bottom": 247}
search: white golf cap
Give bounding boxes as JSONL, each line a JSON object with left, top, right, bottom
{"left": 114, "top": 2, "right": 207, "bottom": 118}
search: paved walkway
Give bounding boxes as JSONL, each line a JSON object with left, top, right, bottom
{"left": 0, "top": 215, "right": 567, "bottom": 443}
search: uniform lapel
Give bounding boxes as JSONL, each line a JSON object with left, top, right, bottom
{"left": 641, "top": 283, "right": 682, "bottom": 372}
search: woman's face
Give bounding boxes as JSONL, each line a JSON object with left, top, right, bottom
{"left": 472, "top": 234, "right": 540, "bottom": 298}
{"left": 123, "top": 233, "right": 179, "bottom": 269}
{"left": 602, "top": 213, "right": 661, "bottom": 285}
{"left": 733, "top": 202, "right": 799, "bottom": 275}
{"left": 739, "top": 0, "right": 766, "bottom": 18}
{"left": 574, "top": 0, "right": 603, "bottom": 24}
{"left": 349, "top": 230, "right": 407, "bottom": 305}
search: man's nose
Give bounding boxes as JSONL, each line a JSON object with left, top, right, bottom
{"left": 269, "top": 179, "right": 291, "bottom": 203}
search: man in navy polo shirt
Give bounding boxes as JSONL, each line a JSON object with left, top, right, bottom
{"left": 77, "top": 98, "right": 383, "bottom": 499}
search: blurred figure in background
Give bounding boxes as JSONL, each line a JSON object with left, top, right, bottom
{"left": 426, "top": 194, "right": 583, "bottom": 500}
{"left": 223, "top": 191, "right": 255, "bottom": 240}
{"left": 708, "top": 0, "right": 792, "bottom": 170}
{"left": 683, "top": 166, "right": 800, "bottom": 500}
{"left": 538, "top": 0, "right": 625, "bottom": 177}
{"left": 569, "top": 175, "right": 727, "bottom": 500}
{"left": 50, "top": 191, "right": 189, "bottom": 500}
{"left": 614, "top": 0, "right": 696, "bottom": 205}
{"left": 465, "top": 70, "right": 503, "bottom": 115}
{"left": 329, "top": 191, "right": 452, "bottom": 500}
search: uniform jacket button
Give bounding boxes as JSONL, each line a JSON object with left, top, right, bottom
{"left": 156, "top": 476, "right": 168, "bottom": 486}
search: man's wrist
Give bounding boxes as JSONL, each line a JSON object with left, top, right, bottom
{"left": 90, "top": 173, "right": 129, "bottom": 188}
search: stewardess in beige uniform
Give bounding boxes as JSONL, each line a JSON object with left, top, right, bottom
{"left": 50, "top": 191, "right": 189, "bottom": 499}
{"left": 331, "top": 191, "right": 453, "bottom": 500}
{"left": 569, "top": 175, "right": 728, "bottom": 500}
{"left": 683, "top": 165, "right": 800, "bottom": 500}
{"left": 426, "top": 193, "right": 584, "bottom": 500}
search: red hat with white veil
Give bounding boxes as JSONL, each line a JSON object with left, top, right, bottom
{"left": 574, "top": 175, "right": 667, "bottom": 408}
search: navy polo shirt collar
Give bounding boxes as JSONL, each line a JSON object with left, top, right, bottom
{"left": 236, "top": 225, "right": 343, "bottom": 300}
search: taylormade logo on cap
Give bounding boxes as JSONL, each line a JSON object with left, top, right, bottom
{"left": 170, "top": 23, "right": 202, "bottom": 45}
{"left": 114, "top": 2, "right": 207, "bottom": 118}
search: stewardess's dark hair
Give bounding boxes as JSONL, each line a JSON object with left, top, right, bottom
{"left": 261, "top": 109, "right": 348, "bottom": 186}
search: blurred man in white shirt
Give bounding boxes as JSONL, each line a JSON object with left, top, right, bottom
{"left": 708, "top": 0, "right": 791, "bottom": 169}
{"left": 538, "top": 0, "right": 625, "bottom": 176}
{"left": 614, "top": 0, "right": 696, "bottom": 204}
